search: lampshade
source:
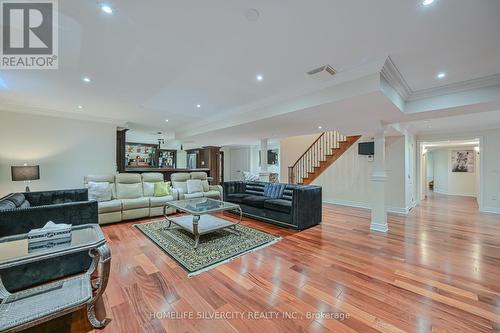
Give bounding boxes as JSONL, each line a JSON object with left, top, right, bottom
{"left": 11, "top": 165, "right": 40, "bottom": 181}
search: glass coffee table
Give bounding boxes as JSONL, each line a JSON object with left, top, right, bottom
{"left": 164, "top": 198, "right": 242, "bottom": 249}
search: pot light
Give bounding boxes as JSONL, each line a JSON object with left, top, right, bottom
{"left": 318, "top": 126, "right": 323, "bottom": 130}
{"left": 256, "top": 75, "right": 263, "bottom": 81}
{"left": 196, "top": 104, "right": 201, "bottom": 108}
{"left": 165, "top": 119, "right": 169, "bottom": 122}
{"left": 423, "top": 0, "right": 434, "bottom": 6}
{"left": 82, "top": 76, "right": 92, "bottom": 83}
{"left": 437, "top": 72, "right": 446, "bottom": 79}
{"left": 77, "top": 105, "right": 83, "bottom": 109}
{"left": 100, "top": 4, "right": 113, "bottom": 14}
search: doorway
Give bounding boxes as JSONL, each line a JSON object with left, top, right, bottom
{"left": 418, "top": 138, "right": 482, "bottom": 209}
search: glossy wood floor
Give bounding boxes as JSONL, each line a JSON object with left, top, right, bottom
{"left": 64, "top": 193, "right": 500, "bottom": 333}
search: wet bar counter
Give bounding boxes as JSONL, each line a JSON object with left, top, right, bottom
{"left": 125, "top": 168, "right": 210, "bottom": 181}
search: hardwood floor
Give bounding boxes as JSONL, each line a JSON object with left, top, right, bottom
{"left": 68, "top": 193, "right": 499, "bottom": 333}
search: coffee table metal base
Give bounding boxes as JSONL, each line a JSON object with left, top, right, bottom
{"left": 165, "top": 210, "right": 242, "bottom": 249}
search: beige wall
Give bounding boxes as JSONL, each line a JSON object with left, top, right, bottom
{"left": 0, "top": 111, "right": 116, "bottom": 197}
{"left": 280, "top": 133, "right": 407, "bottom": 213}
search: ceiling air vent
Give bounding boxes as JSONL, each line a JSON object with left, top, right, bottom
{"left": 307, "top": 65, "right": 336, "bottom": 80}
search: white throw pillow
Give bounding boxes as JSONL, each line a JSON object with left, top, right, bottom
{"left": 172, "top": 181, "right": 188, "bottom": 194}
{"left": 116, "top": 182, "right": 142, "bottom": 199}
{"left": 201, "top": 180, "right": 210, "bottom": 192}
{"left": 143, "top": 182, "right": 154, "bottom": 197}
{"left": 186, "top": 179, "right": 203, "bottom": 194}
{"left": 88, "top": 182, "right": 112, "bottom": 202}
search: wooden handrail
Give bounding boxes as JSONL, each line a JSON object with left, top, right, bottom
{"left": 291, "top": 132, "right": 325, "bottom": 169}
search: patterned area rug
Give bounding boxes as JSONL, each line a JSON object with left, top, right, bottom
{"left": 135, "top": 219, "right": 281, "bottom": 276}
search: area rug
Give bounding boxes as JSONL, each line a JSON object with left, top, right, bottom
{"left": 134, "top": 219, "right": 281, "bottom": 276}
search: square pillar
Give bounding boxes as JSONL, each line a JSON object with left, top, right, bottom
{"left": 370, "top": 128, "right": 389, "bottom": 233}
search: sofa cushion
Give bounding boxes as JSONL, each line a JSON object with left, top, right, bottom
{"left": 226, "top": 193, "right": 249, "bottom": 203}
{"left": 8, "top": 193, "right": 26, "bottom": 207}
{"left": 0, "top": 200, "right": 16, "bottom": 211}
{"left": 149, "top": 195, "right": 174, "bottom": 207}
{"left": 264, "top": 199, "right": 292, "bottom": 214}
{"left": 121, "top": 197, "right": 149, "bottom": 210}
{"left": 245, "top": 182, "right": 265, "bottom": 196}
{"left": 243, "top": 195, "right": 269, "bottom": 208}
{"left": 184, "top": 192, "right": 204, "bottom": 199}
{"left": 143, "top": 182, "right": 154, "bottom": 197}
{"left": 264, "top": 183, "right": 284, "bottom": 199}
{"left": 116, "top": 183, "right": 143, "bottom": 199}
{"left": 203, "top": 190, "right": 221, "bottom": 199}
{"left": 98, "top": 199, "right": 122, "bottom": 214}
{"left": 88, "top": 182, "right": 112, "bottom": 202}
{"left": 187, "top": 179, "right": 203, "bottom": 194}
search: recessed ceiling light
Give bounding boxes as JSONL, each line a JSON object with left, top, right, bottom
{"left": 318, "top": 126, "right": 323, "bottom": 130}
{"left": 256, "top": 75, "right": 263, "bottom": 81}
{"left": 77, "top": 105, "right": 83, "bottom": 109}
{"left": 423, "top": 0, "right": 434, "bottom": 6}
{"left": 196, "top": 104, "right": 201, "bottom": 108}
{"left": 82, "top": 76, "right": 92, "bottom": 83}
{"left": 165, "top": 119, "right": 169, "bottom": 122}
{"left": 100, "top": 4, "right": 113, "bottom": 14}
{"left": 437, "top": 72, "right": 446, "bottom": 79}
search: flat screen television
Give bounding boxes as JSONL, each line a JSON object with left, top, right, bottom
{"left": 267, "top": 150, "right": 278, "bottom": 165}
{"left": 358, "top": 142, "right": 374, "bottom": 156}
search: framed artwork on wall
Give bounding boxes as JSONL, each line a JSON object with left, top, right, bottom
{"left": 451, "top": 150, "right": 475, "bottom": 173}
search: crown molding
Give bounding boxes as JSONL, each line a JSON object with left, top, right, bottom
{"left": 408, "top": 73, "right": 500, "bottom": 101}
{"left": 381, "top": 57, "right": 500, "bottom": 103}
{"left": 381, "top": 56, "right": 412, "bottom": 100}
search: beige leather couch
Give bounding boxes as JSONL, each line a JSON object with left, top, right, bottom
{"left": 84, "top": 173, "right": 177, "bottom": 224}
{"left": 171, "top": 172, "right": 223, "bottom": 200}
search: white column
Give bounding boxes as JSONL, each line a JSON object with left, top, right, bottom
{"left": 259, "top": 138, "right": 270, "bottom": 181}
{"left": 370, "top": 127, "right": 389, "bottom": 233}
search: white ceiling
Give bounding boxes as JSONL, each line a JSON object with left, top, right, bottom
{"left": 1, "top": 0, "right": 500, "bottom": 144}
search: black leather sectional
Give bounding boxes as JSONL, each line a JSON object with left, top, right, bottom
{"left": 0, "top": 189, "right": 98, "bottom": 292}
{"left": 223, "top": 181, "right": 322, "bottom": 230}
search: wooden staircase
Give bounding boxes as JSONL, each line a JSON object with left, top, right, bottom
{"left": 288, "top": 131, "right": 361, "bottom": 185}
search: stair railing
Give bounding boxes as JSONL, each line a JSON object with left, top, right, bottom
{"left": 288, "top": 131, "right": 346, "bottom": 184}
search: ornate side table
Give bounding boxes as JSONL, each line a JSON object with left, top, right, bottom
{"left": 0, "top": 224, "right": 111, "bottom": 332}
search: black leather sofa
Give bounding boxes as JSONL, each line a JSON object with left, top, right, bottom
{"left": 223, "top": 181, "right": 322, "bottom": 230}
{"left": 0, "top": 189, "right": 98, "bottom": 292}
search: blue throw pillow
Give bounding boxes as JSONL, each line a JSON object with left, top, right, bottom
{"left": 264, "top": 183, "right": 284, "bottom": 199}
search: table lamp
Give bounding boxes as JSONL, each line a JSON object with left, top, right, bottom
{"left": 11, "top": 164, "right": 40, "bottom": 192}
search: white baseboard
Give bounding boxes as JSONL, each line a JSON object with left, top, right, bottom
{"left": 480, "top": 207, "right": 500, "bottom": 214}
{"left": 323, "top": 198, "right": 409, "bottom": 215}
{"left": 433, "top": 189, "right": 477, "bottom": 197}
{"left": 370, "top": 222, "right": 389, "bottom": 233}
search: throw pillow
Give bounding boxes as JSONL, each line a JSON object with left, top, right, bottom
{"left": 143, "top": 182, "right": 154, "bottom": 197}
{"left": 201, "top": 180, "right": 210, "bottom": 192}
{"left": 186, "top": 179, "right": 203, "bottom": 194}
{"left": 264, "top": 183, "right": 284, "bottom": 199}
{"left": 172, "top": 181, "right": 188, "bottom": 194}
{"left": 0, "top": 200, "right": 16, "bottom": 211}
{"left": 88, "top": 182, "right": 112, "bottom": 202}
{"left": 154, "top": 182, "right": 171, "bottom": 197}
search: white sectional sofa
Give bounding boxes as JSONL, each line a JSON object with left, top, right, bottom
{"left": 84, "top": 173, "right": 177, "bottom": 224}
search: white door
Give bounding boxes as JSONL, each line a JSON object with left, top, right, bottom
{"left": 230, "top": 148, "right": 250, "bottom": 180}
